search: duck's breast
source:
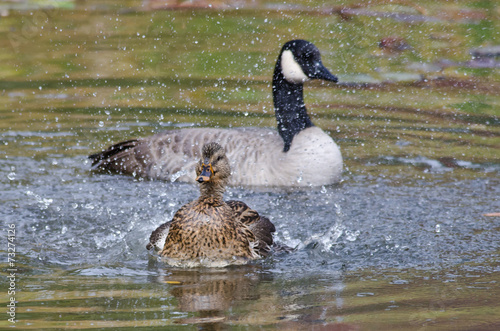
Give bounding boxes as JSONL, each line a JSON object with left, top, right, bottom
{"left": 162, "top": 204, "right": 257, "bottom": 261}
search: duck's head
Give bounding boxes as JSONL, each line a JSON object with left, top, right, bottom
{"left": 277, "top": 39, "right": 338, "bottom": 84}
{"left": 196, "top": 142, "right": 231, "bottom": 184}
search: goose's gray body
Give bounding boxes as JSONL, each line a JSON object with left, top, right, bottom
{"left": 97, "top": 126, "right": 341, "bottom": 186}
{"left": 90, "top": 40, "right": 343, "bottom": 187}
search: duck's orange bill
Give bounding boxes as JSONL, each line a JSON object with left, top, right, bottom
{"left": 196, "top": 163, "right": 213, "bottom": 182}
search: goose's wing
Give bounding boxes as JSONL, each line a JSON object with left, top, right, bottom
{"left": 89, "top": 139, "right": 146, "bottom": 175}
{"left": 226, "top": 200, "right": 275, "bottom": 256}
{"left": 146, "top": 220, "right": 172, "bottom": 252}
{"left": 89, "top": 129, "right": 199, "bottom": 178}
{"left": 89, "top": 139, "right": 138, "bottom": 166}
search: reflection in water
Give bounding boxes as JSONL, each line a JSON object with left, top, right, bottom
{"left": 147, "top": 260, "right": 352, "bottom": 330}
{"left": 148, "top": 262, "right": 268, "bottom": 329}
{"left": 5, "top": 262, "right": 500, "bottom": 330}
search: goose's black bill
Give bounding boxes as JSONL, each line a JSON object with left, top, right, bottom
{"left": 311, "top": 63, "right": 338, "bottom": 83}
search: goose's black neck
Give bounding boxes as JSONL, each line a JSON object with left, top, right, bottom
{"left": 273, "top": 68, "right": 313, "bottom": 152}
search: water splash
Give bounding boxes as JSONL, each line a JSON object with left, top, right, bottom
{"left": 26, "top": 190, "right": 53, "bottom": 210}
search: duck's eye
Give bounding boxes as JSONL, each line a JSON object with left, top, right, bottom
{"left": 216, "top": 155, "right": 224, "bottom": 162}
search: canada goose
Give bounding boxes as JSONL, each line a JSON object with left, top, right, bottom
{"left": 89, "top": 40, "right": 342, "bottom": 186}
{"left": 147, "top": 142, "right": 276, "bottom": 267}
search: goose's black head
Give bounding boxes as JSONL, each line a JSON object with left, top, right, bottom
{"left": 277, "top": 39, "right": 338, "bottom": 84}
{"left": 272, "top": 40, "right": 338, "bottom": 152}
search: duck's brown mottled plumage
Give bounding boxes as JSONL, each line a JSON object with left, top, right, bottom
{"left": 147, "top": 142, "right": 275, "bottom": 266}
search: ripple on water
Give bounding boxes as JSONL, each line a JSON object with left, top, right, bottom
{"left": 375, "top": 155, "right": 500, "bottom": 173}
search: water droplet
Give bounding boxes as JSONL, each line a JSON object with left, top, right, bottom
{"left": 98, "top": 121, "right": 104, "bottom": 127}
{"left": 41, "top": 198, "right": 53, "bottom": 209}
{"left": 7, "top": 172, "right": 16, "bottom": 180}
{"left": 345, "top": 230, "right": 360, "bottom": 242}
{"left": 435, "top": 224, "right": 441, "bottom": 233}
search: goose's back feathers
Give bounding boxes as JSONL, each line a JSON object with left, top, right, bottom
{"left": 91, "top": 127, "right": 279, "bottom": 181}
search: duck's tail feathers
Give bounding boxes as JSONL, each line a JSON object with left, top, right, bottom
{"left": 249, "top": 215, "right": 276, "bottom": 257}
{"left": 272, "top": 241, "right": 295, "bottom": 254}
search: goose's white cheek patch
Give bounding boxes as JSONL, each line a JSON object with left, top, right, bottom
{"left": 281, "top": 50, "right": 309, "bottom": 84}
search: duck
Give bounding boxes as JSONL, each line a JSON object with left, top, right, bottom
{"left": 89, "top": 40, "right": 342, "bottom": 187}
{"left": 147, "top": 142, "right": 276, "bottom": 267}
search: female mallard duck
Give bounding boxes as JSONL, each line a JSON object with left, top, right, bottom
{"left": 147, "top": 142, "right": 276, "bottom": 267}
{"left": 89, "top": 40, "right": 342, "bottom": 186}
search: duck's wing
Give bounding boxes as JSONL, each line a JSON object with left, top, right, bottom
{"left": 226, "top": 200, "right": 275, "bottom": 257}
{"left": 146, "top": 220, "right": 172, "bottom": 252}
